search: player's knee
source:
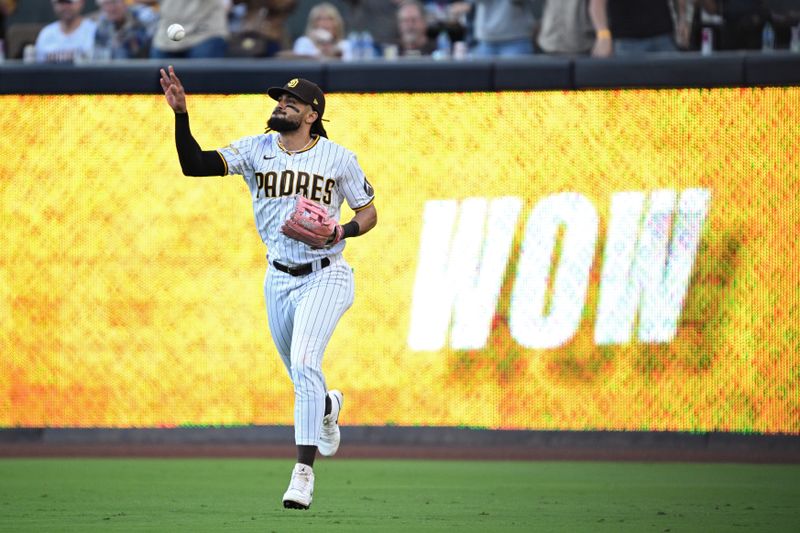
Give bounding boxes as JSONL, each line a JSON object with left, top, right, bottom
{"left": 290, "top": 359, "right": 322, "bottom": 381}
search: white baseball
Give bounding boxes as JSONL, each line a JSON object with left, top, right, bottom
{"left": 167, "top": 23, "right": 185, "bottom": 42}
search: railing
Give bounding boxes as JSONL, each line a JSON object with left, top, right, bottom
{"left": 1, "top": 51, "right": 799, "bottom": 94}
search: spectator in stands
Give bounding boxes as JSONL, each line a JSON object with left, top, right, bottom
{"left": 343, "top": 0, "right": 401, "bottom": 50}
{"left": 397, "top": 0, "right": 436, "bottom": 56}
{"left": 150, "top": 0, "right": 228, "bottom": 58}
{"left": 291, "top": 2, "right": 352, "bottom": 59}
{"left": 425, "top": 2, "right": 472, "bottom": 32}
{"left": 34, "top": 0, "right": 96, "bottom": 63}
{"left": 128, "top": 0, "right": 159, "bottom": 40}
{"left": 589, "top": 0, "right": 687, "bottom": 57}
{"left": 537, "top": 0, "right": 594, "bottom": 55}
{"left": 423, "top": 0, "right": 471, "bottom": 48}
{"left": 227, "top": 0, "right": 297, "bottom": 57}
{"left": 469, "top": 0, "right": 537, "bottom": 56}
{"left": 93, "top": 0, "right": 150, "bottom": 59}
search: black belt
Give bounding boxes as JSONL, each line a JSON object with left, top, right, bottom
{"left": 272, "top": 257, "right": 331, "bottom": 277}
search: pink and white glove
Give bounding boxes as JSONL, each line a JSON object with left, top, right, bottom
{"left": 281, "top": 195, "right": 342, "bottom": 249}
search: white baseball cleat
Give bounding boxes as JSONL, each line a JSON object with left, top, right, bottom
{"left": 318, "top": 390, "right": 343, "bottom": 457}
{"left": 282, "top": 463, "right": 314, "bottom": 510}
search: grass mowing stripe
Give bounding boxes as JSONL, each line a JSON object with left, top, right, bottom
{"left": 0, "top": 459, "right": 798, "bottom": 532}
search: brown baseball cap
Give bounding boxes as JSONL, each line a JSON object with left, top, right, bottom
{"left": 267, "top": 78, "right": 325, "bottom": 119}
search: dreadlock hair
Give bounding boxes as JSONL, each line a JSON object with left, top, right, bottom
{"left": 311, "top": 117, "right": 328, "bottom": 139}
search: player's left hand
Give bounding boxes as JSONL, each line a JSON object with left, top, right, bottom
{"left": 281, "top": 196, "right": 343, "bottom": 249}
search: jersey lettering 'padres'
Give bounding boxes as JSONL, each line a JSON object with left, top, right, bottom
{"left": 218, "top": 133, "right": 374, "bottom": 266}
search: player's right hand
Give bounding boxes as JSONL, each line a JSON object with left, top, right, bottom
{"left": 159, "top": 65, "right": 187, "bottom": 113}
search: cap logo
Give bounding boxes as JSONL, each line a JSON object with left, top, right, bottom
{"left": 287, "top": 78, "right": 299, "bottom": 88}
{"left": 313, "top": 98, "right": 318, "bottom": 105}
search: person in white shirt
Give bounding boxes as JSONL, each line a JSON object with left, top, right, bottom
{"left": 150, "top": 0, "right": 228, "bottom": 58}
{"left": 35, "top": 0, "right": 96, "bottom": 63}
{"left": 291, "top": 2, "right": 352, "bottom": 60}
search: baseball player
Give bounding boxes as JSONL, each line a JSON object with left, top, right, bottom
{"left": 159, "top": 66, "right": 377, "bottom": 510}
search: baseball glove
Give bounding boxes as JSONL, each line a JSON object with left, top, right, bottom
{"left": 281, "top": 195, "right": 343, "bottom": 249}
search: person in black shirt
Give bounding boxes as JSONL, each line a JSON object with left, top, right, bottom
{"left": 589, "top": 0, "right": 687, "bottom": 56}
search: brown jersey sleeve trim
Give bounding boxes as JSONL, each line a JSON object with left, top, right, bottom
{"left": 352, "top": 198, "right": 374, "bottom": 212}
{"left": 217, "top": 150, "right": 229, "bottom": 175}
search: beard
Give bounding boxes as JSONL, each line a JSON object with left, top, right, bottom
{"left": 267, "top": 114, "right": 301, "bottom": 133}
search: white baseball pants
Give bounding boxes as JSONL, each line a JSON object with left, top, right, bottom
{"left": 264, "top": 254, "right": 354, "bottom": 446}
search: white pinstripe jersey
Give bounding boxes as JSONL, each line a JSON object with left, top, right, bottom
{"left": 217, "top": 133, "right": 375, "bottom": 266}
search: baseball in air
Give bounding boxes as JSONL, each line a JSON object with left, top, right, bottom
{"left": 167, "top": 23, "right": 185, "bottom": 41}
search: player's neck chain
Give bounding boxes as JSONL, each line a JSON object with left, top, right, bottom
{"left": 278, "top": 135, "right": 316, "bottom": 156}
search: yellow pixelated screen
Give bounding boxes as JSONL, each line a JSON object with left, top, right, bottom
{"left": 1, "top": 89, "right": 798, "bottom": 433}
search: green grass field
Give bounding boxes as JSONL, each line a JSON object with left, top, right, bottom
{"left": 1, "top": 459, "right": 798, "bottom": 532}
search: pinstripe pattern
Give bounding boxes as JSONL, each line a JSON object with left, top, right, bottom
{"left": 266, "top": 255, "right": 354, "bottom": 445}
{"left": 219, "top": 132, "right": 371, "bottom": 447}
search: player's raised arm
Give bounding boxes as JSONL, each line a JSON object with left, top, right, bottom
{"left": 160, "top": 65, "right": 226, "bottom": 177}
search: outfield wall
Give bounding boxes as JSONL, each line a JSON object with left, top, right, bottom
{"left": 1, "top": 54, "right": 799, "bottom": 447}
